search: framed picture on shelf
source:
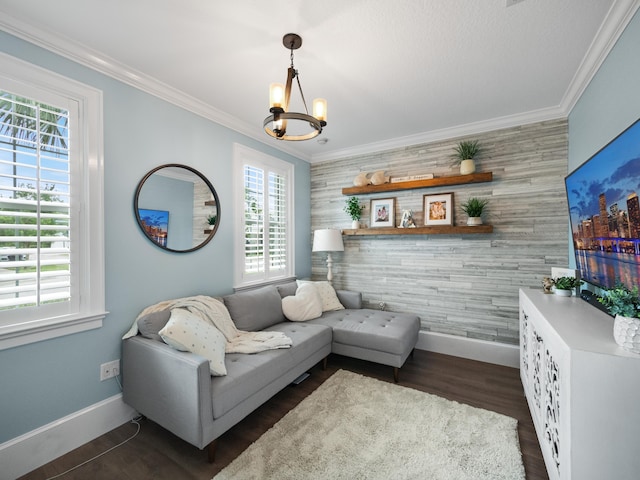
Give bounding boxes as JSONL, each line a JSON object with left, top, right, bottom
{"left": 423, "top": 193, "right": 453, "bottom": 226}
{"left": 370, "top": 197, "right": 395, "bottom": 228}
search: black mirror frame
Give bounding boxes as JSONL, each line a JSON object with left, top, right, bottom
{"left": 133, "top": 163, "right": 220, "bottom": 253}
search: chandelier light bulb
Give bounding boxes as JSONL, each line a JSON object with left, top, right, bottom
{"left": 270, "top": 83, "right": 285, "bottom": 110}
{"left": 313, "top": 98, "right": 327, "bottom": 123}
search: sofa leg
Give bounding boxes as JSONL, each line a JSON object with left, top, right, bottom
{"left": 393, "top": 367, "right": 399, "bottom": 383}
{"left": 322, "top": 356, "right": 328, "bottom": 370}
{"left": 207, "top": 439, "right": 218, "bottom": 463}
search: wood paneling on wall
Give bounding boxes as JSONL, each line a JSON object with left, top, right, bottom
{"left": 310, "top": 119, "right": 569, "bottom": 345}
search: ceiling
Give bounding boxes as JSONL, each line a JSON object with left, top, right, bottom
{"left": 0, "top": 0, "right": 637, "bottom": 163}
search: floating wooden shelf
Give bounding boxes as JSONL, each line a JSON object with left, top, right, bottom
{"left": 204, "top": 200, "right": 217, "bottom": 206}
{"left": 341, "top": 172, "right": 493, "bottom": 195}
{"left": 342, "top": 225, "right": 493, "bottom": 236}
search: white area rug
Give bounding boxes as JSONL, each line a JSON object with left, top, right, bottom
{"left": 213, "top": 369, "right": 525, "bottom": 480}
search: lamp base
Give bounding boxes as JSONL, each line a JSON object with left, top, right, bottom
{"left": 326, "top": 252, "right": 334, "bottom": 284}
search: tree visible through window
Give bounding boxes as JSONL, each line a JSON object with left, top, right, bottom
{"left": 0, "top": 91, "right": 71, "bottom": 310}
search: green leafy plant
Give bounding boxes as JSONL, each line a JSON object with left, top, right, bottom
{"left": 452, "top": 140, "right": 481, "bottom": 163}
{"left": 207, "top": 214, "right": 217, "bottom": 226}
{"left": 344, "top": 197, "right": 364, "bottom": 221}
{"left": 598, "top": 283, "right": 640, "bottom": 318}
{"left": 553, "top": 276, "right": 582, "bottom": 290}
{"left": 460, "top": 197, "right": 488, "bottom": 217}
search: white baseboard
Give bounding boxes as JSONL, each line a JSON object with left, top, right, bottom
{"left": 0, "top": 393, "right": 137, "bottom": 480}
{"left": 416, "top": 331, "right": 520, "bottom": 368}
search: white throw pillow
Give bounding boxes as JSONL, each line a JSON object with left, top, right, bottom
{"left": 159, "top": 308, "right": 227, "bottom": 376}
{"left": 282, "top": 283, "right": 323, "bottom": 321}
{"left": 297, "top": 280, "right": 345, "bottom": 312}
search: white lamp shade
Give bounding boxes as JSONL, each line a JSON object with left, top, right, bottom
{"left": 312, "top": 229, "right": 344, "bottom": 252}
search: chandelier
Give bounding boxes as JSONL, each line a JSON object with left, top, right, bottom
{"left": 264, "top": 33, "right": 327, "bottom": 141}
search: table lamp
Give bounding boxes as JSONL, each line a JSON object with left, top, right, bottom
{"left": 312, "top": 229, "right": 344, "bottom": 284}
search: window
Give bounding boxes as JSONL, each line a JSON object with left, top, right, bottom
{"left": 0, "top": 53, "right": 104, "bottom": 349}
{"left": 233, "top": 144, "right": 294, "bottom": 287}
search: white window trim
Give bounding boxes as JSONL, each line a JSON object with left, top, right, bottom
{"left": 233, "top": 143, "right": 294, "bottom": 289}
{"left": 0, "top": 52, "right": 106, "bottom": 350}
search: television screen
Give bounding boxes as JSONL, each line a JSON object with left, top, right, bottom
{"left": 138, "top": 208, "right": 169, "bottom": 247}
{"left": 565, "top": 118, "right": 640, "bottom": 290}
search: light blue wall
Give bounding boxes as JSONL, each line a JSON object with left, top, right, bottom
{"left": 567, "top": 9, "right": 640, "bottom": 270}
{"left": 0, "top": 31, "right": 311, "bottom": 443}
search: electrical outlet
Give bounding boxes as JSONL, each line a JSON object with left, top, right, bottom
{"left": 100, "top": 360, "right": 120, "bottom": 381}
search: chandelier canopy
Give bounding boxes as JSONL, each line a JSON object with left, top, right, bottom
{"left": 264, "top": 33, "right": 327, "bottom": 141}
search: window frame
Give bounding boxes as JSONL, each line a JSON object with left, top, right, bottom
{"left": 0, "top": 52, "right": 105, "bottom": 350}
{"left": 233, "top": 143, "right": 295, "bottom": 289}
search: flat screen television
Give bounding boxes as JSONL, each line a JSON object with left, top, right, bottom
{"left": 138, "top": 208, "right": 169, "bottom": 248}
{"left": 565, "top": 118, "right": 640, "bottom": 290}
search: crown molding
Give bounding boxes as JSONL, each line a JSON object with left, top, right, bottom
{"left": 311, "top": 0, "right": 640, "bottom": 163}
{"left": 2, "top": 1, "right": 637, "bottom": 166}
{"left": 0, "top": 13, "right": 313, "bottom": 163}
{"left": 310, "top": 106, "right": 567, "bottom": 163}
{"left": 559, "top": 0, "right": 640, "bottom": 114}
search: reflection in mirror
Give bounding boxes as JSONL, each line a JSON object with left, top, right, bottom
{"left": 134, "top": 164, "right": 220, "bottom": 252}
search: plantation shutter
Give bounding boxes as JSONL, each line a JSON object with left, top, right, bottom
{"left": 268, "top": 171, "right": 287, "bottom": 273}
{"left": 242, "top": 165, "right": 288, "bottom": 280}
{"left": 0, "top": 92, "right": 71, "bottom": 311}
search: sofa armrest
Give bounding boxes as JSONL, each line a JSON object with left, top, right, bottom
{"left": 336, "top": 290, "right": 362, "bottom": 309}
{"left": 122, "top": 336, "right": 213, "bottom": 449}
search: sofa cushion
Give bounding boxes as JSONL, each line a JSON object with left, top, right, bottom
{"left": 282, "top": 283, "right": 323, "bottom": 321}
{"left": 158, "top": 308, "right": 227, "bottom": 376}
{"left": 276, "top": 281, "right": 298, "bottom": 299}
{"left": 309, "top": 309, "right": 420, "bottom": 356}
{"left": 297, "top": 280, "right": 344, "bottom": 312}
{"left": 137, "top": 310, "right": 171, "bottom": 341}
{"left": 223, "top": 285, "right": 285, "bottom": 331}
{"left": 210, "top": 322, "right": 332, "bottom": 418}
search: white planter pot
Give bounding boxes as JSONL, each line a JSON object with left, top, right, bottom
{"left": 467, "top": 216, "right": 483, "bottom": 226}
{"left": 554, "top": 288, "right": 572, "bottom": 297}
{"left": 460, "top": 159, "right": 476, "bottom": 175}
{"left": 613, "top": 314, "right": 640, "bottom": 354}
{"left": 351, "top": 220, "right": 360, "bottom": 229}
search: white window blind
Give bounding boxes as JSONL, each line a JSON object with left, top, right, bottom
{"left": 0, "top": 92, "right": 72, "bottom": 310}
{"left": 234, "top": 144, "right": 294, "bottom": 287}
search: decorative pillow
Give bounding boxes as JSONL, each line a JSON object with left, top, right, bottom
{"left": 282, "top": 283, "right": 323, "bottom": 321}
{"left": 276, "top": 281, "right": 299, "bottom": 299}
{"left": 159, "top": 308, "right": 227, "bottom": 376}
{"left": 137, "top": 310, "right": 171, "bottom": 341}
{"left": 297, "top": 280, "right": 345, "bottom": 312}
{"left": 223, "top": 285, "right": 285, "bottom": 331}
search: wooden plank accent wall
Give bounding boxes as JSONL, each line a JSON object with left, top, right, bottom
{"left": 310, "top": 119, "right": 569, "bottom": 345}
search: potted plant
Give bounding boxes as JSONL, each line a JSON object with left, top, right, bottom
{"left": 452, "top": 140, "right": 481, "bottom": 175}
{"left": 552, "top": 276, "right": 582, "bottom": 296}
{"left": 344, "top": 197, "right": 365, "bottom": 229}
{"left": 460, "top": 197, "right": 488, "bottom": 226}
{"left": 598, "top": 283, "right": 640, "bottom": 354}
{"left": 206, "top": 214, "right": 217, "bottom": 231}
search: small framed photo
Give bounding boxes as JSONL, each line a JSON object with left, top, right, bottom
{"left": 399, "top": 209, "right": 416, "bottom": 228}
{"left": 370, "top": 197, "right": 395, "bottom": 227}
{"left": 423, "top": 193, "right": 453, "bottom": 226}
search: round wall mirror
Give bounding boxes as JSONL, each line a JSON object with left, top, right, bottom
{"left": 134, "top": 164, "right": 220, "bottom": 253}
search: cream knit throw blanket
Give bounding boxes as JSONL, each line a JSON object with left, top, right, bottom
{"left": 122, "top": 295, "right": 292, "bottom": 354}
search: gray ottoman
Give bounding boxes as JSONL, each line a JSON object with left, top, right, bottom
{"left": 309, "top": 309, "right": 420, "bottom": 382}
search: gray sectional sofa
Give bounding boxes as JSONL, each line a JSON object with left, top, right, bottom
{"left": 122, "top": 281, "right": 419, "bottom": 461}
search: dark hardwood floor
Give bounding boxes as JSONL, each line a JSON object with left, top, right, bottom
{"left": 19, "top": 350, "right": 548, "bottom": 480}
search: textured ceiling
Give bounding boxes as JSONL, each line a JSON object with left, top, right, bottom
{"left": 0, "top": 0, "right": 637, "bottom": 162}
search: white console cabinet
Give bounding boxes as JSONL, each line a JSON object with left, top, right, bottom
{"left": 519, "top": 288, "right": 640, "bottom": 480}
